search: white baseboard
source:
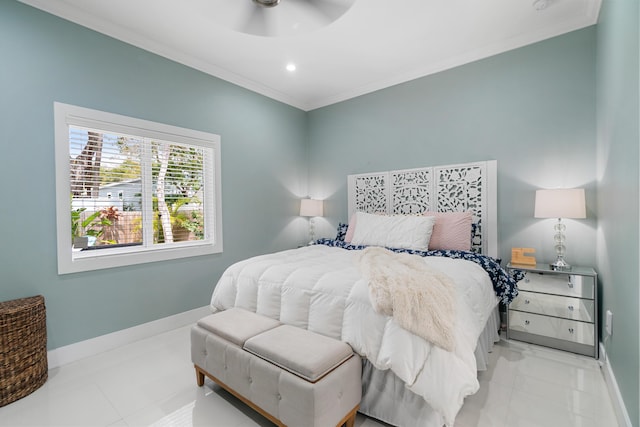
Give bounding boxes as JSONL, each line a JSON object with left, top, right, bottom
{"left": 47, "top": 305, "right": 211, "bottom": 369}
{"left": 599, "top": 342, "right": 632, "bottom": 427}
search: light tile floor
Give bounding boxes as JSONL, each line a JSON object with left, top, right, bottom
{"left": 0, "top": 326, "right": 619, "bottom": 427}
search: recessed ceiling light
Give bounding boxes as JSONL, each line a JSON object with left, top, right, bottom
{"left": 286, "top": 63, "right": 296, "bottom": 72}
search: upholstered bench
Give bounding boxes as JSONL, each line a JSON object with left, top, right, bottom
{"left": 191, "top": 308, "right": 361, "bottom": 427}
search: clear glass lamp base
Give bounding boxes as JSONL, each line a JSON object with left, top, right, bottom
{"left": 308, "top": 218, "right": 316, "bottom": 245}
{"left": 550, "top": 256, "right": 571, "bottom": 271}
{"left": 550, "top": 219, "right": 571, "bottom": 270}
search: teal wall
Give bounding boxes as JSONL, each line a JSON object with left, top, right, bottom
{"left": 307, "top": 28, "right": 598, "bottom": 268}
{"left": 596, "top": 0, "right": 640, "bottom": 425}
{"left": 0, "top": 1, "right": 308, "bottom": 350}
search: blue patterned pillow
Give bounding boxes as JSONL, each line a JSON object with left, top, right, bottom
{"left": 335, "top": 222, "right": 348, "bottom": 241}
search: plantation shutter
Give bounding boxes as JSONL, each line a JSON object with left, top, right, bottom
{"left": 68, "top": 127, "right": 210, "bottom": 249}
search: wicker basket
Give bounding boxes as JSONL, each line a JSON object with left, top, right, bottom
{"left": 0, "top": 295, "right": 48, "bottom": 407}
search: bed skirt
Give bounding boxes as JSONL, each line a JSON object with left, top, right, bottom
{"left": 359, "top": 307, "right": 501, "bottom": 427}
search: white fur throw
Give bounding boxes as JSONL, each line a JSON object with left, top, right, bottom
{"left": 356, "top": 247, "right": 456, "bottom": 351}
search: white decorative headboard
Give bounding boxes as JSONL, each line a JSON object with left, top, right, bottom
{"left": 347, "top": 160, "right": 498, "bottom": 258}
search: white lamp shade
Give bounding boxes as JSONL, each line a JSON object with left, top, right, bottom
{"left": 534, "top": 188, "right": 586, "bottom": 219}
{"left": 300, "top": 199, "right": 324, "bottom": 217}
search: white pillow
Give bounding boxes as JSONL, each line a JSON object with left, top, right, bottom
{"left": 350, "top": 212, "right": 436, "bottom": 251}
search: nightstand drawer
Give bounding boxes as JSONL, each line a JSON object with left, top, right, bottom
{"left": 508, "top": 311, "right": 594, "bottom": 347}
{"left": 510, "top": 291, "right": 595, "bottom": 323}
{"left": 518, "top": 271, "right": 594, "bottom": 299}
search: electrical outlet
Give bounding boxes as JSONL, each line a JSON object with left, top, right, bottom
{"left": 605, "top": 310, "right": 613, "bottom": 336}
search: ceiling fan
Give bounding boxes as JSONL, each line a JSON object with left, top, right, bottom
{"left": 217, "top": 0, "right": 357, "bottom": 37}
{"left": 253, "top": 0, "right": 280, "bottom": 6}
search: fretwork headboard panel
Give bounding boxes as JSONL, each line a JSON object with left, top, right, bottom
{"left": 347, "top": 160, "right": 498, "bottom": 258}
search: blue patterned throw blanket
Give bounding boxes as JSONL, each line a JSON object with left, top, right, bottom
{"left": 315, "top": 238, "right": 522, "bottom": 304}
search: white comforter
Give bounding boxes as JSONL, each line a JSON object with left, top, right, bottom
{"left": 210, "top": 245, "right": 499, "bottom": 426}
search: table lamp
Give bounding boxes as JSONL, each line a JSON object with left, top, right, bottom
{"left": 534, "top": 188, "right": 586, "bottom": 270}
{"left": 300, "top": 198, "right": 324, "bottom": 244}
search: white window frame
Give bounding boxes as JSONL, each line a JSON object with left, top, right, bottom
{"left": 54, "top": 102, "right": 223, "bottom": 274}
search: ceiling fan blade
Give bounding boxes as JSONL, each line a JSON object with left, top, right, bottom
{"left": 290, "top": 0, "right": 355, "bottom": 25}
{"left": 237, "top": 2, "right": 274, "bottom": 36}
{"left": 226, "top": 0, "right": 355, "bottom": 37}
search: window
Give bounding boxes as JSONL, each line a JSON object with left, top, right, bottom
{"left": 54, "top": 102, "right": 222, "bottom": 274}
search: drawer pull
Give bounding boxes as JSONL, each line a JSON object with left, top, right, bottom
{"left": 524, "top": 299, "right": 530, "bottom": 305}
{"left": 568, "top": 328, "right": 574, "bottom": 334}
{"left": 568, "top": 305, "right": 574, "bottom": 311}
{"left": 524, "top": 320, "right": 530, "bottom": 326}
{"left": 525, "top": 278, "right": 530, "bottom": 283}
{"left": 567, "top": 282, "right": 574, "bottom": 289}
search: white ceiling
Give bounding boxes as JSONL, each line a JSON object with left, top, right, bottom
{"left": 20, "top": 0, "right": 601, "bottom": 111}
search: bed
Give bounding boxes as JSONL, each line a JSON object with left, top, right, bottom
{"left": 209, "top": 160, "right": 520, "bottom": 427}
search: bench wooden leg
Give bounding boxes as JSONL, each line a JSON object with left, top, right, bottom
{"left": 339, "top": 405, "right": 359, "bottom": 427}
{"left": 195, "top": 365, "right": 205, "bottom": 387}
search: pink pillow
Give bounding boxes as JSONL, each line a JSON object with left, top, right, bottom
{"left": 344, "top": 214, "right": 357, "bottom": 243}
{"left": 423, "top": 211, "right": 473, "bottom": 251}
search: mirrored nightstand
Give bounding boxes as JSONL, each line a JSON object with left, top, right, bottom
{"left": 506, "top": 263, "right": 598, "bottom": 358}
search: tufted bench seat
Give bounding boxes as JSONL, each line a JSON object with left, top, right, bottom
{"left": 191, "top": 307, "right": 361, "bottom": 427}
